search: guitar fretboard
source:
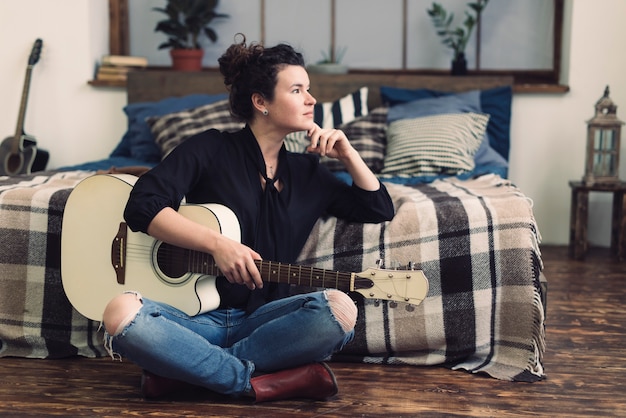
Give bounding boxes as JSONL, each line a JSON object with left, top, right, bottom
{"left": 186, "top": 248, "right": 354, "bottom": 291}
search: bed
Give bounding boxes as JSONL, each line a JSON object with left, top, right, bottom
{"left": 0, "top": 71, "right": 546, "bottom": 383}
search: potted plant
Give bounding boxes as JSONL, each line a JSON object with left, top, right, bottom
{"left": 153, "top": 0, "right": 228, "bottom": 71}
{"left": 307, "top": 45, "right": 348, "bottom": 74}
{"left": 427, "top": 0, "right": 489, "bottom": 75}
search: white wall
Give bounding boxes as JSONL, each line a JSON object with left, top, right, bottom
{"left": 1, "top": 0, "right": 625, "bottom": 247}
{"left": 0, "top": 0, "right": 126, "bottom": 169}
{"left": 509, "top": 0, "right": 626, "bottom": 247}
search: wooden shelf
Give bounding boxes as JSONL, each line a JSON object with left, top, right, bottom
{"left": 87, "top": 68, "right": 570, "bottom": 94}
{"left": 88, "top": 79, "right": 127, "bottom": 88}
{"left": 513, "top": 83, "right": 570, "bottom": 94}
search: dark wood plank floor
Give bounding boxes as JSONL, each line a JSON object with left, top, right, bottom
{"left": 1, "top": 245, "right": 624, "bottom": 417}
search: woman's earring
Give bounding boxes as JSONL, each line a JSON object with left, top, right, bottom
{"left": 263, "top": 109, "right": 269, "bottom": 116}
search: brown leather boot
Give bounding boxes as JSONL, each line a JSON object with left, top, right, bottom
{"left": 250, "top": 362, "right": 338, "bottom": 403}
{"left": 141, "top": 370, "right": 197, "bottom": 398}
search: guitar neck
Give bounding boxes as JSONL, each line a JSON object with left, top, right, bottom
{"left": 12, "top": 65, "right": 34, "bottom": 153}
{"left": 256, "top": 260, "right": 355, "bottom": 290}
{"left": 188, "top": 250, "right": 355, "bottom": 291}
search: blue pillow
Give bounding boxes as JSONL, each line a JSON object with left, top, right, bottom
{"left": 387, "top": 90, "right": 481, "bottom": 122}
{"left": 380, "top": 85, "right": 512, "bottom": 161}
{"left": 110, "top": 93, "right": 228, "bottom": 163}
{"left": 473, "top": 134, "right": 508, "bottom": 167}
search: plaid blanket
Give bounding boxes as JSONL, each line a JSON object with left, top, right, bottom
{"left": 297, "top": 174, "right": 545, "bottom": 382}
{"left": 0, "top": 171, "right": 104, "bottom": 358}
{"left": 0, "top": 171, "right": 545, "bottom": 382}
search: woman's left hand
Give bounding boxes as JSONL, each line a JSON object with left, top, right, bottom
{"left": 304, "top": 123, "right": 381, "bottom": 191}
{"left": 305, "top": 124, "right": 356, "bottom": 161}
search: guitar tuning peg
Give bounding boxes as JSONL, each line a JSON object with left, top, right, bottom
{"left": 374, "top": 300, "right": 380, "bottom": 307}
{"left": 389, "top": 301, "right": 398, "bottom": 309}
{"left": 376, "top": 259, "right": 384, "bottom": 269}
{"left": 405, "top": 304, "right": 415, "bottom": 312}
{"left": 407, "top": 261, "right": 416, "bottom": 270}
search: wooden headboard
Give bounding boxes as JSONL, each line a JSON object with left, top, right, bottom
{"left": 127, "top": 70, "right": 513, "bottom": 108}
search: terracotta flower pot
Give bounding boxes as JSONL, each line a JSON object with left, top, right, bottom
{"left": 170, "top": 49, "right": 204, "bottom": 72}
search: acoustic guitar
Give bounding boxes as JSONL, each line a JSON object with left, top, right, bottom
{"left": 0, "top": 39, "right": 49, "bottom": 176}
{"left": 61, "top": 174, "right": 429, "bottom": 320}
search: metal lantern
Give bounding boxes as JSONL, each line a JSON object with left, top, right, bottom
{"left": 583, "top": 86, "right": 624, "bottom": 184}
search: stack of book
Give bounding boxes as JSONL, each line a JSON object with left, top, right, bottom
{"left": 95, "top": 55, "right": 148, "bottom": 82}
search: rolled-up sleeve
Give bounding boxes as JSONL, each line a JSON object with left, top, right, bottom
{"left": 123, "top": 170, "right": 183, "bottom": 233}
{"left": 123, "top": 132, "right": 215, "bottom": 233}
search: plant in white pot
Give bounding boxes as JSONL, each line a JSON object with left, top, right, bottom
{"left": 307, "top": 46, "right": 348, "bottom": 74}
{"left": 153, "top": 0, "right": 228, "bottom": 71}
{"left": 427, "top": 0, "right": 489, "bottom": 75}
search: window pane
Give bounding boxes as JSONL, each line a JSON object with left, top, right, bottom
{"left": 265, "top": 0, "right": 329, "bottom": 64}
{"left": 123, "top": 0, "right": 560, "bottom": 78}
{"left": 603, "top": 129, "right": 616, "bottom": 150}
{"left": 406, "top": 0, "right": 556, "bottom": 71}
{"left": 336, "top": 0, "right": 404, "bottom": 69}
{"left": 480, "top": 0, "right": 554, "bottom": 70}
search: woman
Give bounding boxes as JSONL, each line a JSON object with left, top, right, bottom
{"left": 102, "top": 35, "right": 394, "bottom": 402}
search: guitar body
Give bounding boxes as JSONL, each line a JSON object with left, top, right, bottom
{"left": 61, "top": 174, "right": 241, "bottom": 320}
{"left": 0, "top": 135, "right": 36, "bottom": 175}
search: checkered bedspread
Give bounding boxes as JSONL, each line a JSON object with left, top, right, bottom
{"left": 0, "top": 171, "right": 545, "bottom": 381}
{"left": 297, "top": 175, "right": 545, "bottom": 382}
{"left": 0, "top": 171, "right": 104, "bottom": 358}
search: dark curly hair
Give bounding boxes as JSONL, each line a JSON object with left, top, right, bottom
{"left": 218, "top": 34, "right": 305, "bottom": 121}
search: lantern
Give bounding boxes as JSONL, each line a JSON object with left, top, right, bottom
{"left": 583, "top": 86, "right": 624, "bottom": 184}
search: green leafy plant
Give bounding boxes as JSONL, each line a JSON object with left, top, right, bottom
{"left": 153, "top": 0, "right": 228, "bottom": 50}
{"left": 427, "top": 0, "right": 489, "bottom": 59}
{"left": 317, "top": 45, "right": 347, "bottom": 64}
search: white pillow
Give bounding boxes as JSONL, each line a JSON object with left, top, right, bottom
{"left": 380, "top": 112, "right": 489, "bottom": 177}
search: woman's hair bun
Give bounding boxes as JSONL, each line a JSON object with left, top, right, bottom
{"left": 218, "top": 34, "right": 264, "bottom": 88}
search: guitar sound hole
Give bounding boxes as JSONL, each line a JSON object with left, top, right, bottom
{"left": 7, "top": 153, "right": 23, "bottom": 173}
{"left": 156, "top": 243, "right": 188, "bottom": 279}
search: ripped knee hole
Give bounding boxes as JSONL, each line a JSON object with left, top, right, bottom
{"left": 102, "top": 293, "right": 143, "bottom": 336}
{"left": 326, "top": 290, "right": 358, "bottom": 332}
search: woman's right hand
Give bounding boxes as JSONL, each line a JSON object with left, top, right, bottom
{"left": 147, "top": 207, "right": 264, "bottom": 291}
{"left": 212, "top": 235, "right": 264, "bottom": 290}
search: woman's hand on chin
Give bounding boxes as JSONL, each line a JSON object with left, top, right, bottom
{"left": 305, "top": 124, "right": 355, "bottom": 160}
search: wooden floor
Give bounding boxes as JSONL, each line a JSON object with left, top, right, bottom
{"left": 1, "top": 245, "right": 624, "bottom": 417}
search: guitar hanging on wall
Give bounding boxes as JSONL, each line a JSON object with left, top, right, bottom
{"left": 0, "top": 38, "right": 49, "bottom": 176}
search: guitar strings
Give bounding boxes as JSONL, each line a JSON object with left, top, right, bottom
{"left": 120, "top": 243, "right": 419, "bottom": 303}
{"left": 124, "top": 242, "right": 220, "bottom": 275}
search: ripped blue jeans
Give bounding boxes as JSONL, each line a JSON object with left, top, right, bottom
{"left": 103, "top": 290, "right": 354, "bottom": 396}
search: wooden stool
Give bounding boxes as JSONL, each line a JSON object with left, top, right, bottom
{"left": 569, "top": 180, "right": 626, "bottom": 261}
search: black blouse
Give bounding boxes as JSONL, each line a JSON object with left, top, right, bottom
{"left": 124, "top": 126, "right": 394, "bottom": 312}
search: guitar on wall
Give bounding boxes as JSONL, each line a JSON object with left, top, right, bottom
{"left": 61, "top": 174, "right": 429, "bottom": 321}
{"left": 0, "top": 38, "right": 49, "bottom": 176}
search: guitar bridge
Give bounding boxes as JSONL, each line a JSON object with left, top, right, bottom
{"left": 111, "top": 222, "right": 127, "bottom": 284}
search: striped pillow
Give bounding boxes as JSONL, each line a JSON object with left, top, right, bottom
{"left": 147, "top": 99, "right": 244, "bottom": 158}
{"left": 322, "top": 106, "right": 387, "bottom": 172}
{"left": 315, "top": 87, "right": 368, "bottom": 128}
{"left": 380, "top": 113, "right": 489, "bottom": 177}
{"left": 284, "top": 106, "right": 387, "bottom": 173}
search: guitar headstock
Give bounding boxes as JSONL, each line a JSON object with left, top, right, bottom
{"left": 28, "top": 39, "right": 43, "bottom": 66}
{"left": 352, "top": 266, "right": 429, "bottom": 308}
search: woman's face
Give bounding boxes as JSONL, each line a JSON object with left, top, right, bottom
{"left": 265, "top": 65, "right": 317, "bottom": 133}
